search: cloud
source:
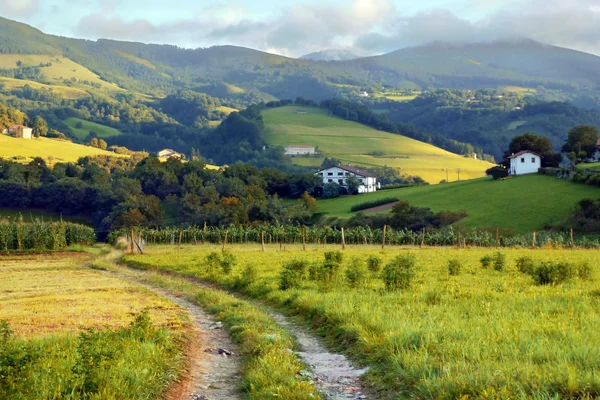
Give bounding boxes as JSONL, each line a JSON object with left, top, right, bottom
{"left": 0, "top": 0, "right": 39, "bottom": 17}
{"left": 71, "top": 0, "right": 600, "bottom": 57}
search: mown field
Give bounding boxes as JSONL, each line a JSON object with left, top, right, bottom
{"left": 64, "top": 117, "right": 123, "bottom": 140}
{"left": 263, "top": 106, "right": 494, "bottom": 183}
{"left": 0, "top": 135, "right": 127, "bottom": 164}
{"left": 125, "top": 244, "right": 600, "bottom": 399}
{"left": 0, "top": 253, "right": 187, "bottom": 398}
{"left": 317, "top": 174, "right": 600, "bottom": 233}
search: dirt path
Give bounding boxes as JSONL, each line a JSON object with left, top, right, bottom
{"left": 360, "top": 202, "right": 399, "bottom": 214}
{"left": 106, "top": 270, "right": 242, "bottom": 400}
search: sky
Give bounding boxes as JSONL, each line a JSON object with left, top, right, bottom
{"left": 2, "top": 0, "right": 600, "bottom": 57}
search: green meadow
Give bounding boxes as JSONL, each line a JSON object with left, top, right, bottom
{"left": 317, "top": 174, "right": 600, "bottom": 233}
{"left": 65, "top": 117, "right": 123, "bottom": 140}
{"left": 263, "top": 106, "right": 494, "bottom": 183}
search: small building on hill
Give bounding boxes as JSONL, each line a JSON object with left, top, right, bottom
{"left": 315, "top": 165, "right": 378, "bottom": 193}
{"left": 157, "top": 148, "right": 184, "bottom": 160}
{"left": 509, "top": 151, "right": 541, "bottom": 175}
{"left": 358, "top": 91, "right": 369, "bottom": 97}
{"left": 284, "top": 145, "right": 315, "bottom": 155}
{"left": 8, "top": 125, "right": 33, "bottom": 140}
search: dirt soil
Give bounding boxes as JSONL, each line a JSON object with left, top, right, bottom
{"left": 360, "top": 202, "right": 400, "bottom": 214}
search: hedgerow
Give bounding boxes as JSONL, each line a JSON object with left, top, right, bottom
{"left": 350, "top": 197, "right": 400, "bottom": 212}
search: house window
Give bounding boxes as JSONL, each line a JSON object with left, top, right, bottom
{"left": 531, "top": 158, "right": 535, "bottom": 163}
{"left": 338, "top": 172, "right": 344, "bottom": 176}
{"left": 338, "top": 179, "right": 344, "bottom": 184}
{"left": 520, "top": 158, "right": 525, "bottom": 163}
{"left": 328, "top": 179, "right": 333, "bottom": 183}
{"left": 360, "top": 179, "right": 364, "bottom": 184}
{"left": 327, "top": 172, "right": 333, "bottom": 176}
{"left": 318, "top": 173, "right": 323, "bottom": 176}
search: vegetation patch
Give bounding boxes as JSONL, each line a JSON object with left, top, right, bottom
{"left": 65, "top": 117, "right": 123, "bottom": 140}
{"left": 350, "top": 197, "right": 399, "bottom": 212}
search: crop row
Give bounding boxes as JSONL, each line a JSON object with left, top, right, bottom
{"left": 109, "top": 225, "right": 600, "bottom": 248}
{"left": 0, "top": 219, "right": 95, "bottom": 251}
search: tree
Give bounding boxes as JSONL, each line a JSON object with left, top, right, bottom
{"left": 98, "top": 139, "right": 108, "bottom": 150}
{"left": 75, "top": 121, "right": 84, "bottom": 129}
{"left": 562, "top": 126, "right": 599, "bottom": 158}
{"left": 32, "top": 116, "right": 48, "bottom": 138}
{"left": 346, "top": 175, "right": 360, "bottom": 194}
{"left": 88, "top": 138, "right": 99, "bottom": 148}
{"left": 301, "top": 191, "right": 318, "bottom": 213}
{"left": 504, "top": 133, "right": 561, "bottom": 167}
{"left": 323, "top": 182, "right": 341, "bottom": 198}
{"left": 486, "top": 166, "right": 508, "bottom": 180}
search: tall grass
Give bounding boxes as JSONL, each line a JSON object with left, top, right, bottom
{"left": 0, "top": 218, "right": 94, "bottom": 251}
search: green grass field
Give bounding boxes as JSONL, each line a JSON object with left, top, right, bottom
{"left": 64, "top": 117, "right": 123, "bottom": 140}
{"left": 317, "top": 174, "right": 600, "bottom": 233}
{"left": 0, "top": 77, "right": 89, "bottom": 99}
{"left": 126, "top": 244, "right": 600, "bottom": 399}
{"left": 0, "top": 135, "right": 127, "bottom": 164}
{"left": 263, "top": 106, "right": 494, "bottom": 183}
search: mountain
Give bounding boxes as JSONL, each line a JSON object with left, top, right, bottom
{"left": 300, "top": 49, "right": 360, "bottom": 61}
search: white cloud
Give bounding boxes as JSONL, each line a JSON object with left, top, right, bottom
{"left": 0, "top": 0, "right": 39, "bottom": 16}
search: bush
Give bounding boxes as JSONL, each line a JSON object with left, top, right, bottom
{"left": 324, "top": 251, "right": 343, "bottom": 264}
{"left": 486, "top": 166, "right": 508, "bottom": 180}
{"left": 493, "top": 252, "right": 506, "bottom": 271}
{"left": 346, "top": 258, "right": 368, "bottom": 288}
{"left": 279, "top": 260, "right": 309, "bottom": 290}
{"left": 383, "top": 254, "right": 417, "bottom": 291}
{"left": 314, "top": 252, "right": 344, "bottom": 286}
{"left": 576, "top": 261, "right": 592, "bottom": 280}
{"left": 350, "top": 197, "right": 400, "bottom": 212}
{"left": 205, "top": 251, "right": 237, "bottom": 274}
{"left": 480, "top": 255, "right": 492, "bottom": 269}
{"left": 366, "top": 255, "right": 382, "bottom": 274}
{"left": 448, "top": 259, "right": 461, "bottom": 276}
{"left": 532, "top": 261, "right": 575, "bottom": 285}
{"left": 516, "top": 256, "right": 535, "bottom": 275}
{"left": 220, "top": 251, "right": 237, "bottom": 274}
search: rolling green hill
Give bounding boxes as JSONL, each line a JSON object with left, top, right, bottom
{"left": 317, "top": 174, "right": 599, "bottom": 233}
{"left": 0, "top": 135, "right": 127, "bottom": 164}
{"left": 64, "top": 118, "right": 123, "bottom": 140}
{"left": 263, "top": 106, "right": 494, "bottom": 183}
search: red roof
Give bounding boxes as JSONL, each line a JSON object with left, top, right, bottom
{"left": 508, "top": 150, "right": 541, "bottom": 159}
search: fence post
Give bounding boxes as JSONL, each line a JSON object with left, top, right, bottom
{"left": 420, "top": 228, "right": 425, "bottom": 248}
{"left": 130, "top": 228, "right": 135, "bottom": 254}
{"left": 382, "top": 225, "right": 387, "bottom": 249}
{"left": 341, "top": 227, "right": 346, "bottom": 250}
{"left": 261, "top": 231, "right": 265, "bottom": 252}
{"left": 570, "top": 228, "right": 574, "bottom": 247}
{"left": 495, "top": 227, "right": 499, "bottom": 248}
{"left": 532, "top": 231, "right": 536, "bottom": 248}
{"left": 302, "top": 228, "right": 306, "bottom": 251}
{"left": 178, "top": 231, "right": 183, "bottom": 249}
{"left": 222, "top": 230, "right": 228, "bottom": 251}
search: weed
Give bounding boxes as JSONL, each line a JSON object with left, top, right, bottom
{"left": 382, "top": 254, "right": 417, "bottom": 291}
{"left": 366, "top": 255, "right": 382, "bottom": 274}
{"left": 480, "top": 255, "right": 492, "bottom": 269}
{"left": 279, "top": 260, "right": 309, "bottom": 290}
{"left": 448, "top": 259, "right": 462, "bottom": 276}
{"left": 516, "top": 256, "right": 535, "bottom": 275}
{"left": 346, "top": 258, "right": 369, "bottom": 288}
{"left": 493, "top": 252, "right": 506, "bottom": 271}
{"left": 532, "top": 261, "right": 575, "bottom": 285}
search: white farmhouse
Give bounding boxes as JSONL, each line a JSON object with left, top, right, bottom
{"left": 8, "top": 124, "right": 33, "bottom": 139}
{"left": 509, "top": 151, "right": 541, "bottom": 175}
{"left": 284, "top": 145, "right": 315, "bottom": 155}
{"left": 315, "top": 165, "right": 378, "bottom": 193}
{"left": 358, "top": 91, "right": 369, "bottom": 97}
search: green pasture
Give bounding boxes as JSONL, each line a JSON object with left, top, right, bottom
{"left": 65, "top": 117, "right": 123, "bottom": 140}
{"left": 317, "top": 174, "right": 600, "bottom": 233}
{"left": 263, "top": 106, "right": 494, "bottom": 183}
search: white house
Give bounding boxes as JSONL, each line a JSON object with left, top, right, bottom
{"left": 315, "top": 165, "right": 378, "bottom": 193}
{"left": 509, "top": 151, "right": 541, "bottom": 175}
{"left": 284, "top": 145, "right": 315, "bottom": 155}
{"left": 358, "top": 91, "right": 369, "bottom": 97}
{"left": 8, "top": 125, "right": 33, "bottom": 139}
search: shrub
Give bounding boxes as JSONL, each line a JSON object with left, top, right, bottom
{"left": 346, "top": 258, "right": 368, "bottom": 288}
{"left": 532, "top": 261, "right": 575, "bottom": 285}
{"left": 366, "top": 255, "right": 382, "bottom": 274}
{"left": 220, "top": 251, "right": 237, "bottom": 274}
{"left": 324, "top": 251, "right": 343, "bottom": 264}
{"left": 576, "top": 261, "right": 592, "bottom": 280}
{"left": 383, "top": 254, "right": 417, "bottom": 291}
{"left": 350, "top": 197, "right": 400, "bottom": 212}
{"left": 205, "top": 251, "right": 237, "bottom": 274}
{"left": 516, "top": 256, "right": 535, "bottom": 275}
{"left": 486, "top": 166, "right": 508, "bottom": 180}
{"left": 235, "top": 264, "right": 257, "bottom": 288}
{"left": 493, "top": 252, "right": 506, "bottom": 271}
{"left": 279, "top": 260, "right": 309, "bottom": 290}
{"left": 480, "top": 255, "right": 492, "bottom": 269}
{"left": 448, "top": 259, "right": 461, "bottom": 276}
{"left": 205, "top": 252, "right": 221, "bottom": 274}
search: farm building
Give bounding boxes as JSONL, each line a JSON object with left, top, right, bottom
{"left": 284, "top": 145, "right": 315, "bottom": 155}
{"left": 316, "top": 165, "right": 378, "bottom": 193}
{"left": 509, "top": 151, "right": 541, "bottom": 175}
{"left": 8, "top": 125, "right": 33, "bottom": 139}
{"left": 157, "top": 149, "right": 184, "bottom": 160}
{"left": 358, "top": 91, "right": 369, "bottom": 97}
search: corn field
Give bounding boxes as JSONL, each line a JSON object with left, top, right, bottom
{"left": 109, "top": 225, "right": 600, "bottom": 248}
{"left": 0, "top": 219, "right": 95, "bottom": 251}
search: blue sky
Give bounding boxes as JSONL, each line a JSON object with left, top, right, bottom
{"left": 3, "top": 0, "right": 600, "bottom": 56}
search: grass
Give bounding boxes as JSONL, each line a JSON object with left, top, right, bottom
{"left": 263, "top": 106, "right": 494, "bottom": 183}
{"left": 503, "top": 85, "right": 538, "bottom": 94}
{"left": 124, "top": 244, "right": 600, "bottom": 400}
{"left": 0, "top": 252, "right": 188, "bottom": 398}
{"left": 217, "top": 105, "right": 239, "bottom": 114}
{"left": 577, "top": 162, "right": 600, "bottom": 172}
{"left": 317, "top": 174, "right": 600, "bottom": 233}
{"left": 0, "top": 77, "right": 89, "bottom": 99}
{"left": 64, "top": 117, "right": 123, "bottom": 140}
{"left": 0, "top": 134, "right": 127, "bottom": 164}
{"left": 0, "top": 54, "right": 122, "bottom": 91}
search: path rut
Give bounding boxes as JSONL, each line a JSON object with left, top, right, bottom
{"left": 107, "top": 270, "right": 242, "bottom": 400}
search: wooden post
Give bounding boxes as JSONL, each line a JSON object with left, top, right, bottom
{"left": 341, "top": 227, "right": 346, "bottom": 250}
{"left": 261, "top": 231, "right": 265, "bottom": 252}
{"left": 382, "top": 225, "right": 387, "bottom": 249}
{"left": 570, "top": 228, "right": 574, "bottom": 247}
{"left": 420, "top": 228, "right": 425, "bottom": 248}
{"left": 130, "top": 228, "right": 135, "bottom": 254}
{"left": 178, "top": 231, "right": 183, "bottom": 249}
{"left": 279, "top": 241, "right": 282, "bottom": 251}
{"left": 222, "top": 230, "right": 228, "bottom": 251}
{"left": 532, "top": 231, "right": 537, "bottom": 248}
{"left": 302, "top": 228, "right": 306, "bottom": 251}
{"left": 495, "top": 227, "right": 499, "bottom": 248}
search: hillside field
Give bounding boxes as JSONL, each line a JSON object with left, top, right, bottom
{"left": 317, "top": 174, "right": 600, "bottom": 233}
{"left": 64, "top": 117, "right": 123, "bottom": 140}
{"left": 0, "top": 77, "right": 89, "bottom": 99}
{"left": 263, "top": 106, "right": 494, "bottom": 183}
{"left": 0, "top": 135, "right": 128, "bottom": 164}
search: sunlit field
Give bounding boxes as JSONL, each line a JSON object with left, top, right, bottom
{"left": 125, "top": 244, "right": 600, "bottom": 399}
